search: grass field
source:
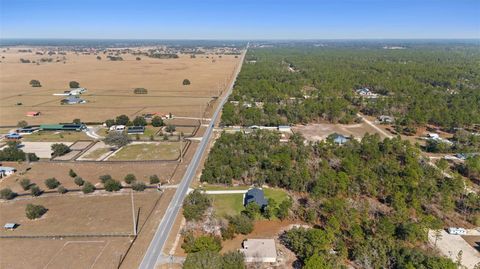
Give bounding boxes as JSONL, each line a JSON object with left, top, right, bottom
{"left": 127, "top": 126, "right": 160, "bottom": 140}
{"left": 0, "top": 50, "right": 240, "bottom": 126}
{"left": 208, "top": 187, "right": 289, "bottom": 217}
{"left": 107, "top": 142, "right": 181, "bottom": 161}
{"left": 21, "top": 131, "right": 91, "bottom": 142}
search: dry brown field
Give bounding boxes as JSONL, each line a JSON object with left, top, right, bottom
{"left": 0, "top": 48, "right": 239, "bottom": 125}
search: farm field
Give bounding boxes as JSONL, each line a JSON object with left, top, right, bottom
{"left": 107, "top": 141, "right": 182, "bottom": 161}
{"left": 0, "top": 192, "right": 161, "bottom": 236}
{"left": 0, "top": 50, "right": 240, "bottom": 126}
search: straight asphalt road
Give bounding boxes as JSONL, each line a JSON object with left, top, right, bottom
{"left": 138, "top": 45, "right": 248, "bottom": 269}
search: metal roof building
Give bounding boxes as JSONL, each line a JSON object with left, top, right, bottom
{"left": 244, "top": 188, "right": 268, "bottom": 208}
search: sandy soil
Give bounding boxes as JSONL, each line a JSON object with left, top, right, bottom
{"left": 293, "top": 121, "right": 390, "bottom": 142}
{"left": 0, "top": 49, "right": 240, "bottom": 125}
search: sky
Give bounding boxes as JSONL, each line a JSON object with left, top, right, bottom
{"left": 0, "top": 0, "right": 479, "bottom": 39}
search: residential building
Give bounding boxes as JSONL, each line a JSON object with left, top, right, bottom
{"left": 62, "top": 96, "right": 86, "bottom": 104}
{"left": 127, "top": 126, "right": 145, "bottom": 134}
{"left": 240, "top": 239, "right": 277, "bottom": 263}
{"left": 0, "top": 167, "right": 16, "bottom": 177}
{"left": 330, "top": 133, "right": 349, "bottom": 145}
{"left": 244, "top": 188, "right": 268, "bottom": 209}
{"left": 447, "top": 227, "right": 467, "bottom": 235}
{"left": 378, "top": 115, "right": 394, "bottom": 124}
{"left": 4, "top": 223, "right": 17, "bottom": 230}
{"left": 5, "top": 133, "right": 22, "bottom": 140}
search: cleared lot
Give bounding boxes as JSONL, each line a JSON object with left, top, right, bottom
{"left": 293, "top": 121, "right": 390, "bottom": 142}
{"left": 9, "top": 141, "right": 73, "bottom": 158}
{"left": 428, "top": 230, "right": 480, "bottom": 269}
{"left": 107, "top": 141, "right": 182, "bottom": 161}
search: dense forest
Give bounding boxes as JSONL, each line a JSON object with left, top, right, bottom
{"left": 200, "top": 131, "right": 479, "bottom": 268}
{"left": 222, "top": 44, "right": 480, "bottom": 128}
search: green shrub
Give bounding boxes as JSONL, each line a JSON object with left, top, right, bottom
{"left": 25, "top": 204, "right": 47, "bottom": 219}
{"left": 30, "top": 185, "right": 43, "bottom": 196}
{"left": 0, "top": 188, "right": 17, "bottom": 200}
{"left": 57, "top": 186, "right": 68, "bottom": 194}
{"left": 99, "top": 174, "right": 112, "bottom": 183}
{"left": 74, "top": 176, "right": 84, "bottom": 186}
{"left": 149, "top": 174, "right": 160, "bottom": 184}
{"left": 20, "top": 178, "right": 32, "bottom": 191}
{"left": 132, "top": 181, "right": 146, "bottom": 191}
{"left": 104, "top": 179, "right": 122, "bottom": 192}
{"left": 44, "top": 178, "right": 60, "bottom": 189}
{"left": 124, "top": 174, "right": 136, "bottom": 184}
{"left": 82, "top": 181, "right": 95, "bottom": 194}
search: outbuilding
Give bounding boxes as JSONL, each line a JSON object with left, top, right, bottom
{"left": 127, "top": 126, "right": 145, "bottom": 134}
{"left": 447, "top": 227, "right": 467, "bottom": 235}
{"left": 0, "top": 167, "right": 16, "bottom": 177}
{"left": 4, "top": 223, "right": 18, "bottom": 230}
{"left": 5, "top": 133, "right": 22, "bottom": 140}
{"left": 26, "top": 111, "right": 41, "bottom": 117}
{"left": 240, "top": 239, "right": 277, "bottom": 263}
{"left": 330, "top": 133, "right": 349, "bottom": 145}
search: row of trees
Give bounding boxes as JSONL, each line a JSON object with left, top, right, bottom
{"left": 199, "top": 130, "right": 479, "bottom": 267}
{"left": 0, "top": 141, "right": 38, "bottom": 162}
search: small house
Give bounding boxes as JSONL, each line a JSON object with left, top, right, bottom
{"left": 447, "top": 227, "right": 467, "bottom": 235}
{"left": 330, "top": 133, "right": 349, "bottom": 145}
{"left": 17, "top": 126, "right": 40, "bottom": 134}
{"left": 277, "top": 125, "right": 291, "bottom": 133}
{"left": 0, "top": 167, "right": 16, "bottom": 177}
{"left": 62, "top": 96, "right": 86, "bottom": 104}
{"left": 378, "top": 115, "right": 394, "bottom": 124}
{"left": 26, "top": 111, "right": 40, "bottom": 117}
{"left": 4, "top": 223, "right": 18, "bottom": 230}
{"left": 240, "top": 239, "right": 277, "bottom": 263}
{"left": 244, "top": 188, "right": 268, "bottom": 209}
{"left": 5, "top": 133, "right": 22, "bottom": 140}
{"left": 127, "top": 126, "right": 145, "bottom": 134}
{"left": 427, "top": 133, "right": 440, "bottom": 140}
{"left": 109, "top": 125, "right": 126, "bottom": 132}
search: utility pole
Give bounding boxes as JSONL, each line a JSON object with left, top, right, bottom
{"left": 131, "top": 189, "right": 137, "bottom": 236}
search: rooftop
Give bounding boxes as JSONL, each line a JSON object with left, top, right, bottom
{"left": 240, "top": 239, "right": 277, "bottom": 263}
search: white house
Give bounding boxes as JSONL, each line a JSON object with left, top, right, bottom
{"left": 109, "top": 125, "right": 126, "bottom": 131}
{"left": 0, "top": 167, "right": 16, "bottom": 177}
{"left": 447, "top": 227, "right": 467, "bottom": 235}
{"left": 240, "top": 239, "right": 277, "bottom": 263}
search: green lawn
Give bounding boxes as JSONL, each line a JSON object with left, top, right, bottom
{"left": 207, "top": 187, "right": 289, "bottom": 218}
{"left": 84, "top": 147, "right": 112, "bottom": 160}
{"left": 128, "top": 126, "right": 160, "bottom": 140}
{"left": 22, "top": 131, "right": 91, "bottom": 142}
{"left": 208, "top": 194, "right": 245, "bottom": 217}
{"left": 108, "top": 142, "right": 181, "bottom": 161}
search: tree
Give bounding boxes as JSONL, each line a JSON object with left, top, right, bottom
{"left": 115, "top": 114, "right": 130, "bottom": 125}
{"left": 69, "top": 169, "right": 77, "bottom": 178}
{"left": 51, "top": 143, "right": 71, "bottom": 157}
{"left": 74, "top": 176, "right": 85, "bottom": 186}
{"left": 183, "top": 79, "right": 191, "bottom": 86}
{"left": 221, "top": 223, "right": 236, "bottom": 240}
{"left": 57, "top": 186, "right": 68, "bottom": 194}
{"left": 17, "top": 120, "right": 28, "bottom": 128}
{"left": 132, "top": 116, "right": 147, "bottom": 126}
{"left": 136, "top": 57, "right": 141, "bottom": 61}
{"left": 69, "top": 81, "right": 80, "bottom": 88}
{"left": 222, "top": 251, "right": 245, "bottom": 269}
{"left": 166, "top": 124, "right": 176, "bottom": 133}
{"left": 96, "top": 56, "right": 101, "bottom": 60}
{"left": 104, "top": 179, "right": 122, "bottom": 192}
{"left": 183, "top": 190, "right": 211, "bottom": 221}
{"left": 29, "top": 79, "right": 41, "bottom": 87}
{"left": 44, "top": 178, "right": 60, "bottom": 189}
{"left": 105, "top": 119, "right": 115, "bottom": 127}
{"left": 0, "top": 188, "right": 17, "bottom": 200}
{"left": 104, "top": 132, "right": 130, "bottom": 148}
{"left": 182, "top": 233, "right": 222, "bottom": 253}
{"left": 228, "top": 214, "right": 253, "bottom": 235}
{"left": 25, "top": 204, "right": 47, "bottom": 219}
{"left": 124, "top": 174, "right": 136, "bottom": 184}
{"left": 99, "top": 174, "right": 112, "bottom": 183}
{"left": 243, "top": 202, "right": 261, "bottom": 220}
{"left": 183, "top": 251, "right": 222, "bottom": 269}
{"left": 19, "top": 178, "right": 32, "bottom": 191}
{"left": 133, "top": 88, "right": 148, "bottom": 94}
{"left": 30, "top": 185, "right": 42, "bottom": 196}
{"left": 82, "top": 181, "right": 95, "bottom": 194}
{"left": 151, "top": 116, "right": 164, "bottom": 127}
{"left": 72, "top": 118, "right": 81, "bottom": 124}
{"left": 149, "top": 174, "right": 160, "bottom": 184}
{"left": 132, "top": 181, "right": 146, "bottom": 191}
{"left": 277, "top": 198, "right": 292, "bottom": 220}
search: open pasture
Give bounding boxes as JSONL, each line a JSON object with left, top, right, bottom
{"left": 0, "top": 50, "right": 240, "bottom": 125}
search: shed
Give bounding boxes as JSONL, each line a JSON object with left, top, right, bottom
{"left": 127, "top": 126, "right": 145, "bottom": 134}
{"left": 277, "top": 125, "right": 291, "bottom": 133}
{"left": 17, "top": 126, "right": 40, "bottom": 134}
{"left": 0, "top": 167, "right": 16, "bottom": 177}
{"left": 244, "top": 188, "right": 268, "bottom": 209}
{"left": 240, "top": 239, "right": 277, "bottom": 263}
{"left": 330, "top": 133, "right": 349, "bottom": 145}
{"left": 4, "top": 223, "right": 17, "bottom": 230}
{"left": 26, "top": 111, "right": 41, "bottom": 117}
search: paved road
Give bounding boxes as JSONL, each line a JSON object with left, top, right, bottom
{"left": 138, "top": 45, "right": 248, "bottom": 269}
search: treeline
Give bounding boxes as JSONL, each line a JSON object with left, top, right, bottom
{"left": 200, "top": 131, "right": 479, "bottom": 267}
{"left": 222, "top": 45, "right": 480, "bottom": 128}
